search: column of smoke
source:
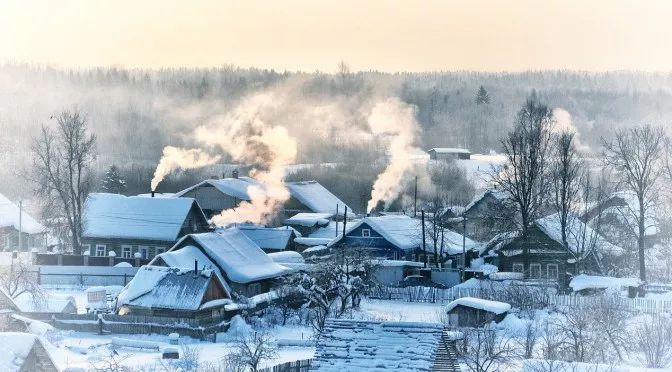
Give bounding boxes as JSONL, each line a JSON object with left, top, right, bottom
{"left": 194, "top": 92, "right": 297, "bottom": 225}
{"left": 150, "top": 146, "right": 221, "bottom": 191}
{"left": 366, "top": 98, "right": 424, "bottom": 213}
{"left": 552, "top": 108, "right": 591, "bottom": 153}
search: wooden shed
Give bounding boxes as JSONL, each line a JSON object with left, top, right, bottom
{"left": 445, "top": 297, "right": 511, "bottom": 328}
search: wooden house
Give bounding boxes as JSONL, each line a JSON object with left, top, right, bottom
{"left": 283, "top": 212, "right": 332, "bottom": 236}
{"left": 427, "top": 147, "right": 471, "bottom": 161}
{"left": 312, "top": 319, "right": 457, "bottom": 371}
{"left": 480, "top": 213, "right": 623, "bottom": 289}
{"left": 283, "top": 181, "right": 351, "bottom": 217}
{"left": 81, "top": 193, "right": 210, "bottom": 260}
{"left": 333, "top": 215, "right": 476, "bottom": 266}
{"left": 0, "top": 332, "right": 59, "bottom": 372}
{"left": 116, "top": 266, "right": 230, "bottom": 320}
{"left": 237, "top": 225, "right": 297, "bottom": 253}
{"left": 445, "top": 297, "right": 510, "bottom": 327}
{"left": 173, "top": 176, "right": 263, "bottom": 218}
{"left": 150, "top": 230, "right": 290, "bottom": 298}
{"left": 458, "top": 190, "right": 518, "bottom": 242}
{"left": 0, "top": 194, "right": 46, "bottom": 252}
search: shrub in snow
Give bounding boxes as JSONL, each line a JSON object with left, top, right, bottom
{"left": 633, "top": 314, "right": 672, "bottom": 368}
{"left": 107, "top": 251, "right": 116, "bottom": 257}
{"left": 462, "top": 325, "right": 516, "bottom": 372}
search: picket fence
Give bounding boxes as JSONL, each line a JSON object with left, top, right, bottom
{"left": 368, "top": 286, "right": 672, "bottom": 314}
{"left": 259, "top": 359, "right": 312, "bottom": 372}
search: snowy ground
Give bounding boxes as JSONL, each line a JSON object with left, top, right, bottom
{"left": 20, "top": 286, "right": 672, "bottom": 371}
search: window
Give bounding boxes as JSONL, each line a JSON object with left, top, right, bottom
{"left": 512, "top": 263, "right": 524, "bottom": 273}
{"left": 530, "top": 263, "right": 542, "bottom": 279}
{"left": 155, "top": 247, "right": 166, "bottom": 256}
{"left": 138, "top": 246, "right": 149, "bottom": 259}
{"left": 121, "top": 245, "right": 132, "bottom": 258}
{"left": 95, "top": 244, "right": 107, "bottom": 257}
{"left": 81, "top": 244, "right": 91, "bottom": 255}
{"left": 547, "top": 264, "right": 559, "bottom": 280}
{"left": 362, "top": 229, "right": 371, "bottom": 237}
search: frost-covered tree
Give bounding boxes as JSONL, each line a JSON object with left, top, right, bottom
{"left": 101, "top": 165, "right": 127, "bottom": 194}
{"left": 602, "top": 125, "right": 665, "bottom": 282}
{"left": 475, "top": 85, "right": 491, "bottom": 105}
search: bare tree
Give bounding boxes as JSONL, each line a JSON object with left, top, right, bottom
{"left": 228, "top": 331, "right": 279, "bottom": 372}
{"left": 553, "top": 304, "right": 594, "bottom": 363}
{"left": 30, "top": 109, "right": 96, "bottom": 254}
{"left": 602, "top": 125, "right": 665, "bottom": 281}
{"left": 493, "top": 96, "right": 554, "bottom": 237}
{"left": 462, "top": 325, "right": 515, "bottom": 372}
{"left": 588, "top": 294, "right": 628, "bottom": 363}
{"left": 0, "top": 259, "right": 42, "bottom": 299}
{"left": 551, "top": 131, "right": 583, "bottom": 249}
{"left": 633, "top": 314, "right": 672, "bottom": 368}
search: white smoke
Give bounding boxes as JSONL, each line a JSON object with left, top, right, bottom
{"left": 193, "top": 92, "right": 297, "bottom": 225}
{"left": 366, "top": 98, "right": 423, "bottom": 212}
{"left": 150, "top": 146, "right": 221, "bottom": 191}
{"left": 552, "top": 108, "right": 590, "bottom": 152}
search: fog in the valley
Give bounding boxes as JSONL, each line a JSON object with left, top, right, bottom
{"left": 3, "top": 63, "right": 672, "bottom": 212}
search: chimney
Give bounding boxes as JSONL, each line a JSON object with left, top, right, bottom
{"left": 151, "top": 191, "right": 155, "bottom": 198}
{"left": 232, "top": 169, "right": 239, "bottom": 179}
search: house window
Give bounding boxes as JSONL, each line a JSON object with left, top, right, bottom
{"left": 137, "top": 246, "right": 149, "bottom": 259}
{"left": 95, "top": 244, "right": 107, "bottom": 257}
{"left": 362, "top": 229, "right": 371, "bottom": 237}
{"left": 512, "top": 263, "right": 524, "bottom": 274}
{"left": 547, "top": 264, "right": 559, "bottom": 280}
{"left": 530, "top": 264, "right": 542, "bottom": 279}
{"left": 121, "top": 245, "right": 132, "bottom": 258}
{"left": 82, "top": 244, "right": 91, "bottom": 255}
{"left": 155, "top": 247, "right": 166, "bottom": 256}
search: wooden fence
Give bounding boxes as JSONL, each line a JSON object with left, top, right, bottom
{"left": 368, "top": 286, "right": 672, "bottom": 314}
{"left": 259, "top": 359, "right": 312, "bottom": 372}
{"left": 36, "top": 313, "right": 230, "bottom": 340}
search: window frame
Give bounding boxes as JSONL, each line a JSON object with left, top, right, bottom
{"left": 547, "top": 263, "right": 559, "bottom": 280}
{"left": 95, "top": 244, "right": 107, "bottom": 257}
{"left": 81, "top": 244, "right": 91, "bottom": 255}
{"left": 121, "top": 245, "right": 132, "bottom": 258}
{"left": 138, "top": 245, "right": 149, "bottom": 259}
{"left": 529, "top": 263, "right": 542, "bottom": 279}
{"left": 512, "top": 263, "right": 524, "bottom": 273}
{"left": 362, "top": 229, "right": 371, "bottom": 237}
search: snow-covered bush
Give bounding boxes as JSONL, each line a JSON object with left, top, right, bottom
{"left": 632, "top": 314, "right": 672, "bottom": 368}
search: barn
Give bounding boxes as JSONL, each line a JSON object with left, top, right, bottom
{"left": 445, "top": 297, "right": 511, "bottom": 327}
{"left": 0, "top": 194, "right": 46, "bottom": 252}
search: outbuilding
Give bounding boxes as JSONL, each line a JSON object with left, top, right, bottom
{"left": 445, "top": 297, "right": 511, "bottom": 328}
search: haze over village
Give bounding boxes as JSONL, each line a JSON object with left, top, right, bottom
{"left": 3, "top": 1, "right": 672, "bottom": 371}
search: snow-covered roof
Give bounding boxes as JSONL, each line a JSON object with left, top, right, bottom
{"left": 445, "top": 297, "right": 511, "bottom": 315}
{"left": 117, "top": 266, "right": 223, "bottom": 311}
{"left": 14, "top": 293, "right": 76, "bottom": 313}
{"left": 463, "top": 189, "right": 512, "bottom": 213}
{"left": 597, "top": 191, "right": 660, "bottom": 236}
{"left": 535, "top": 213, "right": 623, "bottom": 256}
{"left": 267, "top": 251, "right": 305, "bottom": 264}
{"left": 0, "top": 194, "right": 45, "bottom": 235}
{"left": 174, "top": 177, "right": 263, "bottom": 200}
{"left": 477, "top": 231, "right": 520, "bottom": 257}
{"left": 0, "top": 287, "right": 19, "bottom": 312}
{"left": 83, "top": 193, "right": 206, "bottom": 241}
{"left": 236, "top": 225, "right": 294, "bottom": 251}
{"left": 284, "top": 212, "right": 333, "bottom": 227}
{"left": 285, "top": 181, "right": 351, "bottom": 215}
{"left": 0, "top": 333, "right": 54, "bottom": 372}
{"left": 295, "top": 237, "right": 334, "bottom": 246}
{"left": 569, "top": 274, "right": 642, "bottom": 292}
{"left": 312, "top": 319, "right": 445, "bottom": 371}
{"left": 373, "top": 259, "right": 425, "bottom": 268}
{"left": 343, "top": 215, "right": 476, "bottom": 253}
{"left": 178, "top": 230, "right": 290, "bottom": 283}
{"left": 427, "top": 147, "right": 471, "bottom": 154}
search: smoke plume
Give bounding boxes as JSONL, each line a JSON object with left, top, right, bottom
{"left": 366, "top": 98, "right": 423, "bottom": 212}
{"left": 193, "top": 92, "right": 297, "bottom": 225}
{"left": 552, "top": 108, "right": 590, "bottom": 152}
{"left": 151, "top": 146, "right": 221, "bottom": 191}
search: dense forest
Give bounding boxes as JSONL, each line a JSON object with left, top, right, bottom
{"left": 2, "top": 64, "right": 672, "bottom": 207}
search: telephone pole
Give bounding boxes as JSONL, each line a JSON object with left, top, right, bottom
{"left": 413, "top": 176, "right": 418, "bottom": 217}
{"left": 335, "top": 204, "right": 339, "bottom": 238}
{"left": 18, "top": 200, "right": 23, "bottom": 250}
{"left": 421, "top": 210, "right": 427, "bottom": 268}
{"left": 461, "top": 217, "right": 467, "bottom": 282}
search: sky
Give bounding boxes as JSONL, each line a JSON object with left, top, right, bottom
{"left": 1, "top": 0, "right": 671, "bottom": 72}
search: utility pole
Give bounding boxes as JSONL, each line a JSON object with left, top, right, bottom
{"left": 335, "top": 204, "right": 339, "bottom": 238}
{"left": 342, "top": 206, "right": 347, "bottom": 238}
{"left": 461, "top": 217, "right": 467, "bottom": 282}
{"left": 18, "top": 200, "right": 22, "bottom": 251}
{"left": 421, "top": 210, "right": 427, "bottom": 268}
{"left": 413, "top": 176, "right": 418, "bottom": 218}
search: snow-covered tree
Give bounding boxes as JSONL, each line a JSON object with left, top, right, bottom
{"left": 475, "top": 86, "right": 491, "bottom": 105}
{"left": 102, "top": 165, "right": 127, "bottom": 194}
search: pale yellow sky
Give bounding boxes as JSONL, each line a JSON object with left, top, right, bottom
{"left": 1, "top": 0, "right": 671, "bottom": 72}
